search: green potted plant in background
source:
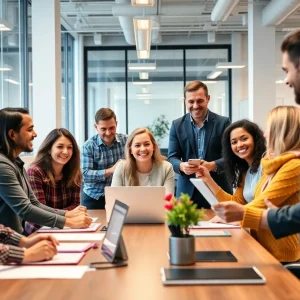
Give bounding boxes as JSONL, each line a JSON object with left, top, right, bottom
{"left": 164, "top": 193, "right": 205, "bottom": 265}
{"left": 147, "top": 114, "right": 170, "bottom": 147}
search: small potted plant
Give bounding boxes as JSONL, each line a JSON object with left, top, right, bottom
{"left": 164, "top": 193, "right": 205, "bottom": 265}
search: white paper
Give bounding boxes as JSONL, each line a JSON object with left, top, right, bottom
{"left": 190, "top": 230, "right": 231, "bottom": 237}
{"left": 191, "top": 221, "right": 241, "bottom": 229}
{"left": 52, "top": 233, "right": 105, "bottom": 241}
{"left": 91, "top": 217, "right": 98, "bottom": 222}
{"left": 22, "top": 253, "right": 85, "bottom": 265}
{"left": 37, "top": 223, "right": 101, "bottom": 233}
{"left": 0, "top": 266, "right": 89, "bottom": 279}
{"left": 57, "top": 242, "right": 95, "bottom": 253}
{"left": 190, "top": 178, "right": 219, "bottom": 206}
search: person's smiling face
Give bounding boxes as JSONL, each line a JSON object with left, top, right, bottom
{"left": 230, "top": 127, "right": 255, "bottom": 165}
{"left": 282, "top": 51, "right": 300, "bottom": 105}
{"left": 50, "top": 135, "right": 73, "bottom": 167}
{"left": 130, "top": 132, "right": 155, "bottom": 164}
{"left": 10, "top": 114, "right": 37, "bottom": 156}
{"left": 185, "top": 88, "right": 210, "bottom": 124}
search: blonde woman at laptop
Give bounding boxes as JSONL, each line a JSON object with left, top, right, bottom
{"left": 111, "top": 128, "right": 174, "bottom": 194}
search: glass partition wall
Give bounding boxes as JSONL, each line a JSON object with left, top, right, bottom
{"left": 85, "top": 46, "right": 231, "bottom": 150}
{"left": 0, "top": 0, "right": 22, "bottom": 108}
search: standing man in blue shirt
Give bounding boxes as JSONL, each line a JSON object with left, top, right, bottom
{"left": 81, "top": 108, "right": 127, "bottom": 209}
{"left": 168, "top": 80, "right": 232, "bottom": 208}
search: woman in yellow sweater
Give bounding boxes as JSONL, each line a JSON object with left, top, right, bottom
{"left": 211, "top": 106, "right": 300, "bottom": 263}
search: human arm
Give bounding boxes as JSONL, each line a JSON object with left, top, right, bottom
{"left": 81, "top": 143, "right": 107, "bottom": 183}
{"left": 196, "top": 166, "right": 246, "bottom": 204}
{"left": 0, "top": 161, "right": 91, "bottom": 230}
{"left": 0, "top": 225, "right": 25, "bottom": 264}
{"left": 0, "top": 161, "right": 66, "bottom": 229}
{"left": 0, "top": 225, "right": 59, "bottom": 264}
{"left": 163, "top": 163, "right": 175, "bottom": 195}
{"left": 242, "top": 160, "right": 300, "bottom": 230}
{"left": 263, "top": 204, "right": 300, "bottom": 239}
{"left": 212, "top": 202, "right": 246, "bottom": 223}
{"left": 111, "top": 160, "right": 126, "bottom": 187}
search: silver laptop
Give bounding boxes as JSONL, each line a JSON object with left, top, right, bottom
{"left": 105, "top": 186, "right": 166, "bottom": 223}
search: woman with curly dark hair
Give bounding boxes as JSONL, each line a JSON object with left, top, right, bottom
{"left": 196, "top": 119, "right": 266, "bottom": 204}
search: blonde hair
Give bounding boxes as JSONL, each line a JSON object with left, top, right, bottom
{"left": 124, "top": 128, "right": 165, "bottom": 186}
{"left": 266, "top": 106, "right": 300, "bottom": 157}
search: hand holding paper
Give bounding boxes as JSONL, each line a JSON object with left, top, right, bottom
{"left": 212, "top": 202, "right": 245, "bottom": 223}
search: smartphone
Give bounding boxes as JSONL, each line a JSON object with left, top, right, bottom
{"left": 188, "top": 159, "right": 202, "bottom": 166}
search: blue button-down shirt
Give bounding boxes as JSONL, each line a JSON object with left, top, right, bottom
{"left": 190, "top": 112, "right": 209, "bottom": 159}
{"left": 81, "top": 133, "right": 127, "bottom": 200}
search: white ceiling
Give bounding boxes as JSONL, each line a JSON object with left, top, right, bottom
{"left": 60, "top": 0, "right": 300, "bottom": 42}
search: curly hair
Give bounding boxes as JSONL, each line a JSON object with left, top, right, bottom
{"left": 222, "top": 119, "right": 266, "bottom": 188}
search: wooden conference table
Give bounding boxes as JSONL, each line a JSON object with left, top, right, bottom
{"left": 1, "top": 210, "right": 300, "bottom": 300}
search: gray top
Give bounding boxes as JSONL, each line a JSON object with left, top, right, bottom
{"left": 111, "top": 160, "right": 175, "bottom": 195}
{"left": 0, "top": 153, "right": 66, "bottom": 233}
{"left": 243, "top": 164, "right": 263, "bottom": 203}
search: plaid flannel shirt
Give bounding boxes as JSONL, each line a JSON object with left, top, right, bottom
{"left": 81, "top": 133, "right": 127, "bottom": 200}
{"left": 24, "top": 165, "right": 80, "bottom": 234}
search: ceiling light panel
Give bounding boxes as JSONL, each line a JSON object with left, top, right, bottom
{"left": 139, "top": 72, "right": 149, "bottom": 79}
{"left": 131, "top": 0, "right": 155, "bottom": 7}
{"left": 128, "top": 63, "right": 156, "bottom": 70}
{"left": 216, "top": 62, "right": 246, "bottom": 69}
{"left": 132, "top": 81, "right": 152, "bottom": 85}
{"left": 133, "top": 18, "right": 152, "bottom": 60}
{"left": 0, "top": 18, "right": 12, "bottom": 31}
{"left": 207, "top": 70, "right": 223, "bottom": 79}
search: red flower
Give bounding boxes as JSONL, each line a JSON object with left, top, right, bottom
{"left": 164, "top": 202, "right": 174, "bottom": 210}
{"left": 164, "top": 193, "right": 173, "bottom": 201}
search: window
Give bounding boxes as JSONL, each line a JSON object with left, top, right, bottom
{"left": 85, "top": 45, "right": 231, "bottom": 149}
{"left": 61, "top": 32, "right": 75, "bottom": 133}
{"left": 0, "top": 0, "right": 22, "bottom": 108}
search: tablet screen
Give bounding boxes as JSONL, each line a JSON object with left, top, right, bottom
{"left": 162, "top": 267, "right": 265, "bottom": 284}
{"left": 195, "top": 251, "right": 237, "bottom": 262}
{"left": 101, "top": 200, "right": 128, "bottom": 262}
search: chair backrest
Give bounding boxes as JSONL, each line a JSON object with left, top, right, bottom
{"left": 21, "top": 155, "right": 35, "bottom": 171}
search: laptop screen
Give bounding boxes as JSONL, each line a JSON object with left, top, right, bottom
{"left": 101, "top": 200, "right": 128, "bottom": 262}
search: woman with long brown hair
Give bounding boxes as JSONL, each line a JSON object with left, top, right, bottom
{"left": 111, "top": 128, "right": 174, "bottom": 194}
{"left": 25, "top": 128, "right": 85, "bottom": 234}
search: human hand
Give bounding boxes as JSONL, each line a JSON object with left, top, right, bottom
{"left": 23, "top": 240, "right": 57, "bottom": 262}
{"left": 65, "top": 206, "right": 88, "bottom": 218}
{"left": 105, "top": 160, "right": 121, "bottom": 177}
{"left": 200, "top": 160, "right": 217, "bottom": 172}
{"left": 209, "top": 215, "right": 226, "bottom": 223}
{"left": 264, "top": 199, "right": 278, "bottom": 209}
{"left": 212, "top": 202, "right": 245, "bottom": 223}
{"left": 179, "top": 162, "right": 199, "bottom": 175}
{"left": 195, "top": 165, "right": 211, "bottom": 182}
{"left": 19, "top": 234, "right": 59, "bottom": 249}
{"left": 65, "top": 214, "right": 92, "bottom": 229}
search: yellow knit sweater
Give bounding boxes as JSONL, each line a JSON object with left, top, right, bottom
{"left": 218, "top": 153, "right": 300, "bottom": 262}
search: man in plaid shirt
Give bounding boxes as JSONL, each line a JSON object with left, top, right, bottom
{"left": 81, "top": 108, "right": 127, "bottom": 209}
